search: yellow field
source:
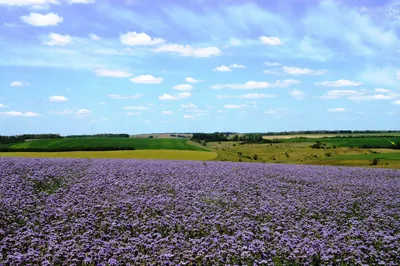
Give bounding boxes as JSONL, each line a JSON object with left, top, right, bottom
{"left": 0, "top": 150, "right": 217, "bottom": 161}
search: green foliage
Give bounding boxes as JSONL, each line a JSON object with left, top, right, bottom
{"left": 0, "top": 138, "right": 207, "bottom": 152}
{"left": 253, "top": 154, "right": 258, "bottom": 160}
{"left": 191, "top": 132, "right": 228, "bottom": 143}
{"left": 371, "top": 158, "right": 379, "bottom": 165}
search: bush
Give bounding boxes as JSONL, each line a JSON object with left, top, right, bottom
{"left": 371, "top": 158, "right": 379, "bottom": 165}
{"left": 325, "top": 152, "right": 332, "bottom": 157}
{"left": 253, "top": 154, "right": 258, "bottom": 160}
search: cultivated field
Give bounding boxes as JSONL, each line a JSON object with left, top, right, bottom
{"left": 262, "top": 133, "right": 400, "bottom": 139}
{"left": 1, "top": 158, "right": 399, "bottom": 264}
{"left": 205, "top": 142, "right": 400, "bottom": 168}
{"left": 0, "top": 138, "right": 206, "bottom": 152}
{"left": 0, "top": 150, "right": 217, "bottom": 161}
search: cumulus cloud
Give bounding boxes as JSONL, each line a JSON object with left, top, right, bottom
{"left": 316, "top": 79, "right": 362, "bottom": 87}
{"left": 283, "top": 66, "right": 327, "bottom": 75}
{"left": 152, "top": 44, "right": 221, "bottom": 57}
{"left": 185, "top": 77, "right": 203, "bottom": 83}
{"left": 122, "top": 106, "right": 147, "bottom": 110}
{"left": 43, "top": 32, "right": 72, "bottom": 46}
{"left": 181, "top": 104, "right": 197, "bottom": 108}
{"left": 0, "top": 104, "right": 8, "bottom": 108}
{"left": 75, "top": 109, "right": 92, "bottom": 117}
{"left": 183, "top": 114, "right": 195, "bottom": 119}
{"left": 67, "top": 0, "right": 94, "bottom": 3}
{"left": 217, "top": 93, "right": 276, "bottom": 99}
{"left": 264, "top": 62, "right": 281, "bottom": 66}
{"left": 161, "top": 111, "right": 174, "bottom": 115}
{"left": 211, "top": 81, "right": 272, "bottom": 90}
{"left": 0, "top": 0, "right": 59, "bottom": 7}
{"left": 49, "top": 95, "right": 68, "bottom": 102}
{"left": 259, "top": 36, "right": 283, "bottom": 45}
{"left": 273, "top": 79, "right": 301, "bottom": 88}
{"left": 0, "top": 111, "right": 41, "bottom": 117}
{"left": 319, "top": 90, "right": 361, "bottom": 99}
{"left": 158, "top": 92, "right": 191, "bottom": 100}
{"left": 289, "top": 89, "right": 305, "bottom": 100}
{"left": 89, "top": 33, "right": 101, "bottom": 40}
{"left": 394, "top": 99, "right": 400, "bottom": 105}
{"left": 213, "top": 65, "right": 232, "bottom": 72}
{"left": 264, "top": 108, "right": 290, "bottom": 115}
{"left": 130, "top": 75, "right": 163, "bottom": 84}
{"left": 10, "top": 81, "right": 30, "bottom": 87}
{"left": 328, "top": 108, "right": 346, "bottom": 112}
{"left": 94, "top": 69, "right": 132, "bottom": 78}
{"left": 229, "top": 64, "right": 245, "bottom": 68}
{"left": 21, "top": 12, "right": 63, "bottom": 26}
{"left": 173, "top": 84, "right": 193, "bottom": 91}
{"left": 224, "top": 104, "right": 245, "bottom": 109}
{"left": 120, "top": 31, "right": 165, "bottom": 46}
{"left": 108, "top": 94, "right": 142, "bottom": 99}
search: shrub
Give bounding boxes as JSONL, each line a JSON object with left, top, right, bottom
{"left": 325, "top": 152, "right": 332, "bottom": 157}
{"left": 371, "top": 158, "right": 379, "bottom": 165}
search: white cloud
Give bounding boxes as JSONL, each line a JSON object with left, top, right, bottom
{"left": 120, "top": 31, "right": 165, "bottom": 46}
{"left": 183, "top": 114, "right": 195, "bottom": 119}
{"left": 159, "top": 94, "right": 178, "bottom": 100}
{"left": 108, "top": 94, "right": 142, "bottom": 99}
{"left": 181, "top": 104, "right": 197, "bottom": 109}
{"left": 158, "top": 92, "right": 191, "bottom": 100}
{"left": 263, "top": 70, "right": 280, "bottom": 75}
{"left": 264, "top": 108, "right": 289, "bottom": 115}
{"left": 264, "top": 62, "right": 281, "bottom": 66}
{"left": 375, "top": 88, "right": 391, "bottom": 93}
{"left": 49, "top": 109, "right": 74, "bottom": 115}
{"left": 94, "top": 68, "right": 132, "bottom": 78}
{"left": 67, "top": 0, "right": 94, "bottom": 3}
{"left": 185, "top": 77, "right": 203, "bottom": 83}
{"left": 272, "top": 79, "right": 301, "bottom": 88}
{"left": 328, "top": 108, "right": 346, "bottom": 112}
{"left": 211, "top": 81, "right": 272, "bottom": 90}
{"left": 122, "top": 106, "right": 147, "bottom": 110}
{"left": 394, "top": 100, "right": 400, "bottom": 105}
{"left": 348, "top": 94, "right": 396, "bottom": 101}
{"left": 130, "top": 75, "right": 163, "bottom": 84}
{"left": 213, "top": 65, "right": 232, "bottom": 72}
{"left": 126, "top": 112, "right": 141, "bottom": 116}
{"left": 99, "top": 102, "right": 105, "bottom": 105}
{"left": 289, "top": 89, "right": 305, "bottom": 100}
{"left": 0, "top": 104, "right": 7, "bottom": 108}
{"left": 224, "top": 104, "right": 245, "bottom": 109}
{"left": 152, "top": 44, "right": 221, "bottom": 57}
{"left": 173, "top": 84, "right": 193, "bottom": 91}
{"left": 283, "top": 66, "right": 327, "bottom": 75}
{"left": 21, "top": 12, "right": 63, "bottom": 26}
{"left": 217, "top": 93, "right": 276, "bottom": 99}
{"left": 397, "top": 71, "right": 400, "bottom": 81}
{"left": 0, "top": 111, "right": 41, "bottom": 117}
{"left": 161, "top": 111, "right": 174, "bottom": 115}
{"left": 75, "top": 109, "right": 91, "bottom": 116}
{"left": 229, "top": 64, "right": 245, "bottom": 68}
{"left": 43, "top": 32, "right": 72, "bottom": 46}
{"left": 0, "top": 0, "right": 59, "bottom": 6}
{"left": 49, "top": 95, "right": 68, "bottom": 102}
{"left": 316, "top": 79, "right": 362, "bottom": 87}
{"left": 259, "top": 36, "right": 283, "bottom": 45}
{"left": 10, "top": 81, "right": 30, "bottom": 87}
{"left": 89, "top": 33, "right": 101, "bottom": 40}
{"left": 319, "top": 90, "right": 361, "bottom": 99}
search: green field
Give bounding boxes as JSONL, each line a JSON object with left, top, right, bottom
{"left": 0, "top": 138, "right": 207, "bottom": 152}
{"left": 280, "top": 136, "right": 400, "bottom": 148}
{"left": 0, "top": 150, "right": 217, "bottom": 160}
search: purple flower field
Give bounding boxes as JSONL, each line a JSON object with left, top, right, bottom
{"left": 1, "top": 158, "right": 400, "bottom": 265}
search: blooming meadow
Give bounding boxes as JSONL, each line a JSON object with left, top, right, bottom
{"left": 1, "top": 158, "right": 400, "bottom": 265}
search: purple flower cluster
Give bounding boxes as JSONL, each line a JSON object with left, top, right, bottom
{"left": 1, "top": 158, "right": 400, "bottom": 265}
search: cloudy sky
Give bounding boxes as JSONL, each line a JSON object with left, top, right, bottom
{"left": 1, "top": 0, "right": 400, "bottom": 135}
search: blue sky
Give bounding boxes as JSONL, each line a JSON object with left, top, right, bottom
{"left": 0, "top": 0, "right": 400, "bottom": 135}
